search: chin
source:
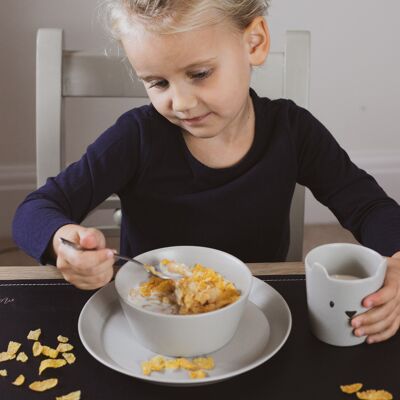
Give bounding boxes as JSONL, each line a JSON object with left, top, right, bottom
{"left": 182, "top": 128, "right": 219, "bottom": 139}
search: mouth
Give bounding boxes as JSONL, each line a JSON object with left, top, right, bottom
{"left": 180, "top": 112, "right": 211, "bottom": 125}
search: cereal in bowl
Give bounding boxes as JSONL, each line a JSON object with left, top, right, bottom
{"left": 129, "top": 260, "right": 240, "bottom": 314}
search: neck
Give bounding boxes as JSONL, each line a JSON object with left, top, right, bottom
{"left": 182, "top": 95, "right": 256, "bottom": 169}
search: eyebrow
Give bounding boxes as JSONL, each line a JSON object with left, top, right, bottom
{"left": 138, "top": 57, "right": 217, "bottom": 81}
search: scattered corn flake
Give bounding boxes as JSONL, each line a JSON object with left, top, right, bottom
{"left": 41, "top": 345, "right": 59, "bottom": 359}
{"left": 62, "top": 352, "right": 76, "bottom": 364}
{"left": 56, "top": 390, "right": 81, "bottom": 400}
{"left": 57, "top": 335, "right": 69, "bottom": 343}
{"left": 56, "top": 343, "right": 74, "bottom": 353}
{"left": 16, "top": 352, "right": 28, "bottom": 362}
{"left": 12, "top": 374, "right": 25, "bottom": 386}
{"left": 189, "top": 370, "right": 207, "bottom": 379}
{"left": 39, "top": 358, "right": 67, "bottom": 375}
{"left": 27, "top": 328, "right": 41, "bottom": 341}
{"left": 165, "top": 359, "right": 181, "bottom": 370}
{"left": 356, "top": 390, "right": 393, "bottom": 400}
{"left": 141, "top": 355, "right": 215, "bottom": 379}
{"left": 0, "top": 352, "right": 13, "bottom": 362}
{"left": 7, "top": 341, "right": 21, "bottom": 355}
{"left": 141, "top": 355, "right": 166, "bottom": 375}
{"left": 141, "top": 361, "right": 152, "bottom": 376}
{"left": 176, "top": 358, "right": 198, "bottom": 371}
{"left": 192, "top": 356, "right": 214, "bottom": 370}
{"left": 0, "top": 369, "right": 7, "bottom": 377}
{"left": 32, "top": 341, "right": 43, "bottom": 357}
{"left": 29, "top": 378, "right": 58, "bottom": 392}
{"left": 340, "top": 383, "right": 363, "bottom": 394}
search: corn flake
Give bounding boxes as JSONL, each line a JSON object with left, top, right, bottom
{"left": 7, "top": 341, "right": 21, "bottom": 355}
{"left": 39, "top": 358, "right": 67, "bottom": 375}
{"left": 189, "top": 370, "right": 207, "bottom": 379}
{"left": 16, "top": 352, "right": 28, "bottom": 362}
{"left": 0, "top": 369, "right": 7, "bottom": 377}
{"left": 56, "top": 343, "right": 74, "bottom": 353}
{"left": 141, "top": 355, "right": 215, "bottom": 379}
{"left": 340, "top": 383, "right": 363, "bottom": 393}
{"left": 41, "top": 345, "right": 59, "bottom": 359}
{"left": 193, "top": 356, "right": 215, "bottom": 370}
{"left": 0, "top": 352, "right": 13, "bottom": 362}
{"left": 27, "top": 328, "right": 41, "bottom": 341}
{"left": 12, "top": 374, "right": 25, "bottom": 386}
{"left": 141, "top": 355, "right": 166, "bottom": 375}
{"left": 56, "top": 391, "right": 81, "bottom": 400}
{"left": 57, "top": 335, "right": 69, "bottom": 343}
{"left": 356, "top": 390, "right": 393, "bottom": 400}
{"left": 32, "top": 341, "right": 43, "bottom": 357}
{"left": 29, "top": 378, "right": 58, "bottom": 392}
{"left": 176, "top": 358, "right": 198, "bottom": 371}
{"left": 165, "top": 359, "right": 181, "bottom": 370}
{"left": 62, "top": 352, "right": 76, "bottom": 364}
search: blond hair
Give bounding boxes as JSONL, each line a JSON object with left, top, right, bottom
{"left": 100, "top": 0, "right": 270, "bottom": 39}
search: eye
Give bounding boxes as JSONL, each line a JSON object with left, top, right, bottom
{"left": 148, "top": 79, "right": 169, "bottom": 89}
{"left": 330, "top": 301, "right": 335, "bottom": 308}
{"left": 189, "top": 69, "right": 212, "bottom": 80}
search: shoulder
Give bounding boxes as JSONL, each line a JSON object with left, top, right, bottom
{"left": 252, "top": 90, "right": 327, "bottom": 140}
{"left": 92, "top": 104, "right": 170, "bottom": 149}
{"left": 112, "top": 104, "right": 167, "bottom": 135}
{"left": 251, "top": 90, "right": 312, "bottom": 125}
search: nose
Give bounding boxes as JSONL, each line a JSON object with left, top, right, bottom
{"left": 345, "top": 311, "right": 357, "bottom": 319}
{"left": 171, "top": 87, "right": 197, "bottom": 113}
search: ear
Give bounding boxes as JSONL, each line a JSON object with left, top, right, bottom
{"left": 244, "top": 16, "right": 270, "bottom": 66}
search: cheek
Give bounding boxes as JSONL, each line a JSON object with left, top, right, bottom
{"left": 147, "top": 93, "right": 169, "bottom": 114}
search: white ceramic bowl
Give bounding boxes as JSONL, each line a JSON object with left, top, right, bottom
{"left": 114, "top": 245, "right": 253, "bottom": 357}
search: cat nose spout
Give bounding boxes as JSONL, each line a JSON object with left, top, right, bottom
{"left": 345, "top": 311, "right": 357, "bottom": 318}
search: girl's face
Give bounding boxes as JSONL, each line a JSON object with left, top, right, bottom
{"left": 122, "top": 20, "right": 266, "bottom": 139}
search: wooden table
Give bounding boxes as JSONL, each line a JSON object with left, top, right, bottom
{"left": 0, "top": 262, "right": 305, "bottom": 280}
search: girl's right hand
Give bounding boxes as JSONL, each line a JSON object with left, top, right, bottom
{"left": 52, "top": 224, "right": 115, "bottom": 290}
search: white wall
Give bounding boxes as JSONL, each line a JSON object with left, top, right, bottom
{"left": 1, "top": 0, "right": 399, "bottom": 239}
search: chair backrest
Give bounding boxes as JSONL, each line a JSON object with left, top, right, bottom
{"left": 36, "top": 29, "right": 310, "bottom": 261}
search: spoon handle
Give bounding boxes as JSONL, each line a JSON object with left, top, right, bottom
{"left": 59, "top": 237, "right": 144, "bottom": 266}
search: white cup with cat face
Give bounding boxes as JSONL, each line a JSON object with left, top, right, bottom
{"left": 305, "top": 243, "right": 387, "bottom": 346}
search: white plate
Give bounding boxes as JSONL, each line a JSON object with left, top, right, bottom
{"left": 78, "top": 277, "right": 292, "bottom": 386}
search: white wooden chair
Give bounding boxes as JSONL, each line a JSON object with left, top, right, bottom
{"left": 36, "top": 29, "right": 310, "bottom": 261}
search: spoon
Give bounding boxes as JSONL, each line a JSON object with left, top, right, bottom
{"left": 59, "top": 237, "right": 182, "bottom": 280}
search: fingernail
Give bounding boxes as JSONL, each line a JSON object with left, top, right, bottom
{"left": 357, "top": 329, "right": 365, "bottom": 337}
{"left": 106, "top": 250, "right": 114, "bottom": 258}
{"left": 365, "top": 300, "right": 373, "bottom": 307}
{"left": 367, "top": 337, "right": 374, "bottom": 344}
{"left": 352, "top": 319, "right": 361, "bottom": 328}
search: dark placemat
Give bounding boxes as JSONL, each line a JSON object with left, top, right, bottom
{"left": 0, "top": 276, "right": 399, "bottom": 400}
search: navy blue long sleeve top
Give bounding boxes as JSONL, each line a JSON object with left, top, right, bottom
{"left": 12, "top": 90, "right": 400, "bottom": 263}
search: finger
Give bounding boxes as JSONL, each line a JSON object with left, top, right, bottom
{"left": 366, "top": 315, "right": 400, "bottom": 344}
{"left": 353, "top": 302, "right": 397, "bottom": 337}
{"left": 57, "top": 245, "right": 115, "bottom": 277}
{"left": 61, "top": 267, "right": 114, "bottom": 289}
{"left": 361, "top": 284, "right": 396, "bottom": 309}
{"left": 390, "top": 251, "right": 400, "bottom": 260}
{"left": 352, "top": 295, "right": 397, "bottom": 329}
{"left": 79, "top": 228, "right": 106, "bottom": 250}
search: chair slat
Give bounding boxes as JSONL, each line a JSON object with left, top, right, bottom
{"left": 62, "top": 51, "right": 147, "bottom": 98}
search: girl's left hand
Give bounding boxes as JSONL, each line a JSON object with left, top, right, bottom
{"left": 351, "top": 251, "right": 400, "bottom": 344}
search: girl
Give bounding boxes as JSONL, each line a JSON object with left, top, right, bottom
{"left": 13, "top": 0, "right": 400, "bottom": 343}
